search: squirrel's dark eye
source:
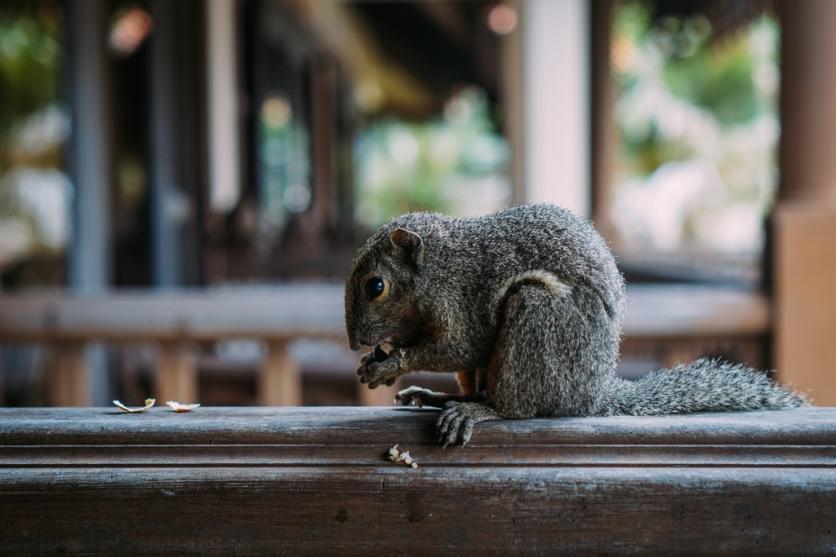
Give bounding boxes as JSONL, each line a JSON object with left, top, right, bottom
{"left": 365, "top": 276, "right": 385, "bottom": 300}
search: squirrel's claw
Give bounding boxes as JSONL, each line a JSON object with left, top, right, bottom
{"left": 436, "top": 401, "right": 499, "bottom": 447}
{"left": 438, "top": 402, "right": 468, "bottom": 447}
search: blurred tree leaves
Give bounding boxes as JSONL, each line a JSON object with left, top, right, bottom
{"left": 610, "top": 0, "right": 779, "bottom": 256}
{"left": 353, "top": 86, "right": 509, "bottom": 228}
{"left": 0, "top": 2, "right": 62, "bottom": 137}
{"left": 663, "top": 39, "right": 758, "bottom": 126}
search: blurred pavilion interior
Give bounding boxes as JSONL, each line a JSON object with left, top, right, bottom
{"left": 0, "top": 0, "right": 834, "bottom": 407}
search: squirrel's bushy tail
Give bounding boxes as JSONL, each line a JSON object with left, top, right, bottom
{"left": 610, "top": 358, "right": 808, "bottom": 416}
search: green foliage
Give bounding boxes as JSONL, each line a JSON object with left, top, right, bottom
{"left": 0, "top": 5, "right": 62, "bottom": 136}
{"left": 662, "top": 39, "right": 758, "bottom": 126}
{"left": 610, "top": 1, "right": 780, "bottom": 256}
{"left": 354, "top": 87, "right": 509, "bottom": 228}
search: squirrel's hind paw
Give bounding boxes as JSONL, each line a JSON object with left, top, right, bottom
{"left": 436, "top": 401, "right": 499, "bottom": 448}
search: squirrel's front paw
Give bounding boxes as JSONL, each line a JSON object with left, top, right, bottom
{"left": 395, "top": 386, "right": 434, "bottom": 407}
{"left": 357, "top": 354, "right": 401, "bottom": 389}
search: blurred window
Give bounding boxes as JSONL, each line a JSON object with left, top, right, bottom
{"left": 0, "top": 1, "right": 69, "bottom": 289}
{"left": 609, "top": 1, "right": 779, "bottom": 284}
{"left": 348, "top": 1, "right": 511, "bottom": 229}
{"left": 258, "top": 93, "right": 312, "bottom": 237}
{"left": 222, "top": 0, "right": 511, "bottom": 281}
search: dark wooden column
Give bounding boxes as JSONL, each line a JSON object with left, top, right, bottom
{"left": 589, "top": 0, "right": 616, "bottom": 239}
{"left": 148, "top": 0, "right": 207, "bottom": 287}
{"left": 65, "top": 0, "right": 112, "bottom": 293}
{"left": 773, "top": 0, "right": 836, "bottom": 404}
{"left": 778, "top": 0, "right": 836, "bottom": 205}
{"left": 63, "top": 0, "right": 115, "bottom": 406}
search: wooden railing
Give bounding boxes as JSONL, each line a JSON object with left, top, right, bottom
{"left": 0, "top": 284, "right": 771, "bottom": 406}
{"left": 0, "top": 406, "right": 833, "bottom": 555}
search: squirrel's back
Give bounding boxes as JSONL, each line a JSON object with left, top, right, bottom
{"left": 469, "top": 205, "right": 625, "bottom": 324}
{"left": 378, "top": 204, "right": 626, "bottom": 328}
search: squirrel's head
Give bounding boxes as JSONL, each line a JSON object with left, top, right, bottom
{"left": 344, "top": 227, "right": 425, "bottom": 351}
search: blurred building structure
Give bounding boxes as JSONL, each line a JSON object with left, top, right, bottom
{"left": 0, "top": 0, "right": 834, "bottom": 407}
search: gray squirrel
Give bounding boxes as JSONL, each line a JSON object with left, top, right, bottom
{"left": 344, "top": 204, "right": 807, "bottom": 447}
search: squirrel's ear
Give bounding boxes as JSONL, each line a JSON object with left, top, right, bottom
{"left": 389, "top": 228, "right": 424, "bottom": 267}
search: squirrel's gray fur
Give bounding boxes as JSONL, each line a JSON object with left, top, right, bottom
{"left": 344, "top": 204, "right": 807, "bottom": 446}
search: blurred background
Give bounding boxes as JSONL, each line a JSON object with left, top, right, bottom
{"left": 0, "top": 0, "right": 833, "bottom": 408}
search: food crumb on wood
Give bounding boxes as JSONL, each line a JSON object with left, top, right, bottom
{"left": 387, "top": 444, "right": 418, "bottom": 469}
{"left": 166, "top": 401, "right": 201, "bottom": 412}
{"left": 113, "top": 399, "right": 156, "bottom": 413}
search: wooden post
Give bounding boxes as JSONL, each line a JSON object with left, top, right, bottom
{"left": 259, "top": 341, "right": 302, "bottom": 406}
{"left": 502, "top": 0, "right": 525, "bottom": 205}
{"left": 773, "top": 0, "right": 836, "bottom": 404}
{"left": 357, "top": 380, "right": 400, "bottom": 407}
{"left": 65, "top": 0, "right": 112, "bottom": 406}
{"left": 50, "top": 343, "right": 88, "bottom": 407}
{"left": 777, "top": 0, "right": 836, "bottom": 206}
{"left": 148, "top": 0, "right": 206, "bottom": 286}
{"left": 774, "top": 205, "right": 836, "bottom": 405}
{"left": 66, "top": 0, "right": 112, "bottom": 291}
{"left": 157, "top": 342, "right": 198, "bottom": 403}
{"left": 522, "top": 0, "right": 591, "bottom": 215}
{"left": 590, "top": 0, "right": 616, "bottom": 238}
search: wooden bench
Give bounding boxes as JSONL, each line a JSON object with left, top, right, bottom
{"left": 0, "top": 284, "right": 771, "bottom": 406}
{"left": 1, "top": 406, "right": 833, "bottom": 555}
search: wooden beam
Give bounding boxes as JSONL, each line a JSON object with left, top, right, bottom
{"left": 0, "top": 284, "right": 769, "bottom": 344}
{"left": 0, "top": 407, "right": 834, "bottom": 555}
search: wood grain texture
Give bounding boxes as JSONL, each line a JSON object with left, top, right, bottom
{"left": 0, "top": 407, "right": 834, "bottom": 555}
